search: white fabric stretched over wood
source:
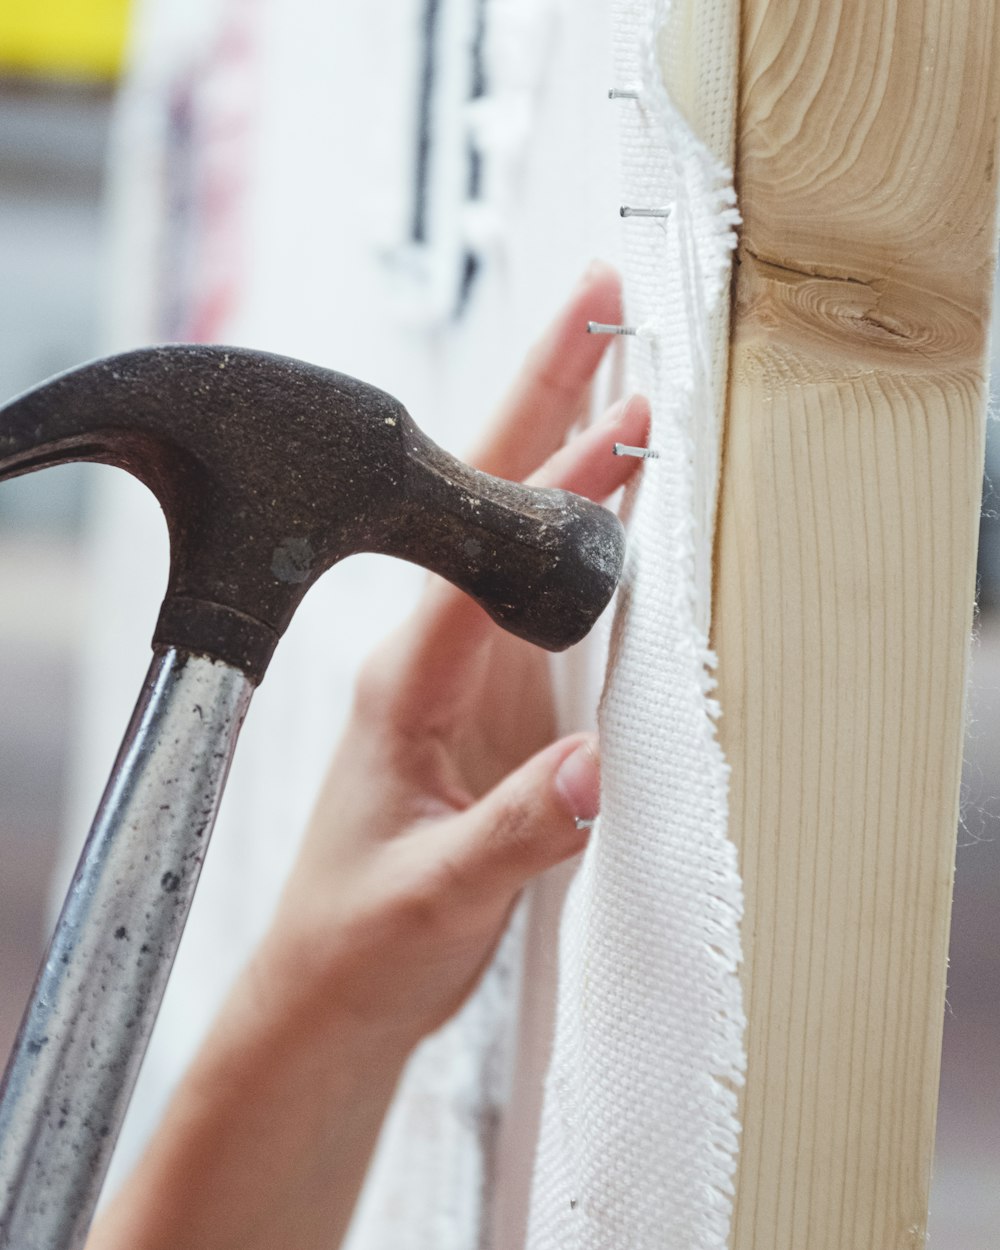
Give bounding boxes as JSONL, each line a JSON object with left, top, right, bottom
{"left": 524, "top": 2, "right": 745, "bottom": 1246}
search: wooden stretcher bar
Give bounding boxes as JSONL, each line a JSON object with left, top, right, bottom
{"left": 714, "top": 2, "right": 1000, "bottom": 1245}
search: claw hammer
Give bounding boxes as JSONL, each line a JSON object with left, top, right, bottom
{"left": 0, "top": 345, "right": 625, "bottom": 1250}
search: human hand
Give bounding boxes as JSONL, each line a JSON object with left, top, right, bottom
{"left": 251, "top": 262, "right": 650, "bottom": 1057}
{"left": 87, "top": 263, "right": 650, "bottom": 1250}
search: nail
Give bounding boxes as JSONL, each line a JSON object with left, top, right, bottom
{"left": 555, "top": 738, "right": 601, "bottom": 822}
{"left": 586, "top": 321, "right": 636, "bottom": 336}
{"left": 579, "top": 258, "right": 613, "bottom": 289}
{"left": 599, "top": 394, "right": 644, "bottom": 428}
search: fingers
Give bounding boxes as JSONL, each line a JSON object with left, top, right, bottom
{"left": 526, "top": 392, "right": 651, "bottom": 499}
{"left": 434, "top": 734, "right": 600, "bottom": 899}
{"left": 376, "top": 263, "right": 642, "bottom": 735}
{"left": 373, "top": 578, "right": 493, "bottom": 733}
{"left": 470, "top": 260, "right": 622, "bottom": 481}
{"left": 388, "top": 392, "right": 651, "bottom": 728}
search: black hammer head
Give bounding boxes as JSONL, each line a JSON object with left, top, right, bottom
{"left": 0, "top": 346, "right": 626, "bottom": 683}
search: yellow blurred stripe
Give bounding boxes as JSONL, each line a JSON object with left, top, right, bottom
{"left": 0, "top": 0, "right": 133, "bottom": 80}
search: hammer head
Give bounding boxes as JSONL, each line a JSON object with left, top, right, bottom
{"left": 0, "top": 346, "right": 625, "bottom": 683}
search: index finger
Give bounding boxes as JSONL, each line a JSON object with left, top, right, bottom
{"left": 469, "top": 261, "right": 622, "bottom": 482}
{"left": 386, "top": 394, "right": 649, "bottom": 732}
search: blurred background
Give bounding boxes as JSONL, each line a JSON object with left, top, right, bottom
{"left": 0, "top": 3, "right": 997, "bottom": 1246}
{"left": 0, "top": 3, "right": 122, "bottom": 1048}
{"left": 0, "top": 3, "right": 123, "bottom": 415}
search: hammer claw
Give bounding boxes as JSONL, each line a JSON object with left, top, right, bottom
{"left": 1, "top": 345, "right": 626, "bottom": 679}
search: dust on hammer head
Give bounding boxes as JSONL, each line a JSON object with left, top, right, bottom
{"left": 0, "top": 345, "right": 626, "bottom": 682}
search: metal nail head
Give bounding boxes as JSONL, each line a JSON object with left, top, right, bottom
{"left": 587, "top": 322, "right": 637, "bottom": 336}
{"left": 620, "top": 205, "right": 672, "bottom": 219}
{"left": 613, "top": 443, "right": 660, "bottom": 460}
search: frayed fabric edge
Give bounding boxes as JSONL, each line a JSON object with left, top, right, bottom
{"left": 610, "top": 0, "right": 746, "bottom": 1243}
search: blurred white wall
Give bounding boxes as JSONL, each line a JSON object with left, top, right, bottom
{"left": 0, "top": 78, "right": 113, "bottom": 1052}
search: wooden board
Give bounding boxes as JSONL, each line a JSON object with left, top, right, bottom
{"left": 713, "top": 2, "right": 1000, "bottom": 1246}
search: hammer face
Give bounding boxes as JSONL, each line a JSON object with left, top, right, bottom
{"left": 1, "top": 346, "right": 626, "bottom": 681}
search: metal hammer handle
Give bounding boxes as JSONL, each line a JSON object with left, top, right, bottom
{"left": 0, "top": 346, "right": 628, "bottom": 1248}
{"left": 0, "top": 651, "right": 252, "bottom": 1250}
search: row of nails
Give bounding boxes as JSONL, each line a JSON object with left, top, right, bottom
{"left": 598, "top": 88, "right": 667, "bottom": 344}
{"left": 596, "top": 85, "right": 663, "bottom": 461}
{"left": 570, "top": 82, "right": 657, "bottom": 829}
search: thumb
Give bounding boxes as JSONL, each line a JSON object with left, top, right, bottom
{"left": 440, "top": 734, "right": 601, "bottom": 902}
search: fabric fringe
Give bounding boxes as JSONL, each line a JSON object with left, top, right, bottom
{"left": 524, "top": 0, "right": 746, "bottom": 1246}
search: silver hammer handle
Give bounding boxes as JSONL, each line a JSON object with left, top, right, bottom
{"left": 0, "top": 650, "right": 253, "bottom": 1250}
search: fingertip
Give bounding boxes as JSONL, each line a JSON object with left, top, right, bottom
{"left": 448, "top": 734, "right": 599, "bottom": 895}
{"left": 543, "top": 263, "right": 623, "bottom": 383}
{"left": 575, "top": 259, "right": 622, "bottom": 322}
{"left": 566, "top": 266, "right": 622, "bottom": 354}
{"left": 553, "top": 734, "right": 601, "bottom": 823}
{"left": 470, "top": 261, "right": 625, "bottom": 480}
{"left": 527, "top": 392, "right": 652, "bottom": 498}
{"left": 598, "top": 392, "right": 651, "bottom": 438}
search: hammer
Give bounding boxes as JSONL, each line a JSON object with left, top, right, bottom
{"left": 0, "top": 344, "right": 624, "bottom": 1249}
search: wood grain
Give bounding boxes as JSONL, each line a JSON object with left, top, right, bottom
{"left": 713, "top": 2, "right": 1000, "bottom": 1247}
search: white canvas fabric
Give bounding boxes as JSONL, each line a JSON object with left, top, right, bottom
{"left": 524, "top": 2, "right": 745, "bottom": 1245}
{"left": 59, "top": 0, "right": 745, "bottom": 1244}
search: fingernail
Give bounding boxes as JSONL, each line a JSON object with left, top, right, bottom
{"left": 598, "top": 397, "right": 627, "bottom": 427}
{"left": 579, "top": 257, "right": 613, "bottom": 287}
{"left": 598, "top": 396, "right": 633, "bottom": 428}
{"left": 555, "top": 738, "right": 601, "bottom": 822}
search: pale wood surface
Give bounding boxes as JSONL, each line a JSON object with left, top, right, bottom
{"left": 714, "top": 2, "right": 1000, "bottom": 1247}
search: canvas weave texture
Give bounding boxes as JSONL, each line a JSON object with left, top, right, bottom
{"left": 524, "top": 1, "right": 745, "bottom": 1246}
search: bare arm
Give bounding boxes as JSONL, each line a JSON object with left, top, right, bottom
{"left": 87, "top": 263, "right": 648, "bottom": 1250}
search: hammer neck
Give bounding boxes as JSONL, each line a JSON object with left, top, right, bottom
{"left": 0, "top": 648, "right": 254, "bottom": 1248}
{"left": 154, "top": 597, "right": 280, "bottom": 686}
